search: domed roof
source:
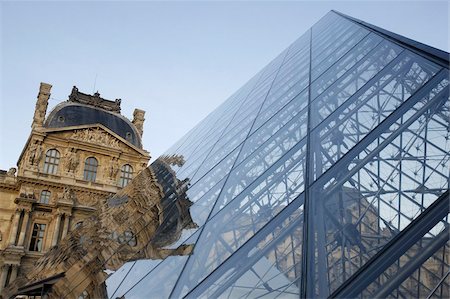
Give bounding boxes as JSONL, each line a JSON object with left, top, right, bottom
{"left": 44, "top": 87, "right": 142, "bottom": 148}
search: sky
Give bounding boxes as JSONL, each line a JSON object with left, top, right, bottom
{"left": 0, "top": 1, "right": 448, "bottom": 170}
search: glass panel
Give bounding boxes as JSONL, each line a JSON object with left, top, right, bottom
{"left": 119, "top": 231, "right": 200, "bottom": 299}
{"left": 360, "top": 218, "right": 449, "bottom": 299}
{"left": 198, "top": 201, "right": 304, "bottom": 298}
{"left": 107, "top": 11, "right": 448, "bottom": 299}
{"left": 170, "top": 135, "right": 308, "bottom": 297}
{"left": 309, "top": 73, "right": 449, "bottom": 295}
{"left": 311, "top": 50, "right": 440, "bottom": 179}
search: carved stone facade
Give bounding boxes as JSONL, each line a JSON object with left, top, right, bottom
{"left": 0, "top": 83, "right": 150, "bottom": 297}
{"left": 2, "top": 159, "right": 196, "bottom": 298}
{"left": 70, "top": 128, "right": 121, "bottom": 150}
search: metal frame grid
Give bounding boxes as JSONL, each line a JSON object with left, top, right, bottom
{"left": 106, "top": 11, "right": 449, "bottom": 299}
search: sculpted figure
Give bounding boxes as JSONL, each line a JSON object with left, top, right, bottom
{"left": 64, "top": 148, "right": 80, "bottom": 173}
{"left": 6, "top": 167, "right": 16, "bottom": 176}
{"left": 103, "top": 157, "right": 120, "bottom": 181}
{"left": 27, "top": 142, "right": 42, "bottom": 166}
{"left": 6, "top": 155, "right": 196, "bottom": 299}
{"left": 109, "top": 158, "right": 120, "bottom": 179}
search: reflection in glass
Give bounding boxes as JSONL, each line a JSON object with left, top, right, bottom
{"left": 107, "top": 11, "right": 449, "bottom": 299}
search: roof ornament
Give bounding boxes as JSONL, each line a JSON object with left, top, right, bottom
{"left": 68, "top": 86, "right": 121, "bottom": 113}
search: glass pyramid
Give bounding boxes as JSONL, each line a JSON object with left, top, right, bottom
{"left": 107, "top": 10, "right": 449, "bottom": 298}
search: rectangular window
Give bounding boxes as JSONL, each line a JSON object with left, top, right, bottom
{"left": 29, "top": 223, "right": 46, "bottom": 252}
{"left": 40, "top": 190, "right": 51, "bottom": 204}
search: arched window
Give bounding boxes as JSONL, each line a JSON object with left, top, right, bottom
{"left": 43, "top": 149, "right": 60, "bottom": 174}
{"left": 83, "top": 157, "right": 98, "bottom": 182}
{"left": 40, "top": 190, "right": 51, "bottom": 204}
{"left": 119, "top": 164, "right": 133, "bottom": 187}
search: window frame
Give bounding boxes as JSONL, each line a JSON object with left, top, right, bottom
{"left": 43, "top": 149, "right": 60, "bottom": 174}
{"left": 29, "top": 222, "right": 47, "bottom": 252}
{"left": 83, "top": 157, "right": 99, "bottom": 182}
{"left": 39, "top": 190, "right": 51, "bottom": 204}
{"left": 119, "top": 164, "right": 133, "bottom": 187}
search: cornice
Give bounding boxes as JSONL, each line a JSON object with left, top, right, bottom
{"left": 16, "top": 176, "right": 114, "bottom": 196}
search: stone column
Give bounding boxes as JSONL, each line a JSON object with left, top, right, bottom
{"left": 9, "top": 210, "right": 21, "bottom": 245}
{"left": 52, "top": 213, "right": 62, "bottom": 247}
{"left": 17, "top": 209, "right": 31, "bottom": 247}
{"left": 0, "top": 265, "right": 9, "bottom": 291}
{"left": 61, "top": 214, "right": 71, "bottom": 240}
{"left": 9, "top": 265, "right": 18, "bottom": 283}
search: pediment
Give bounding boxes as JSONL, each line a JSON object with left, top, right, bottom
{"left": 43, "top": 124, "right": 148, "bottom": 156}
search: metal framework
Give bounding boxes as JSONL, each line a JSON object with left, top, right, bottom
{"left": 106, "top": 11, "right": 450, "bottom": 299}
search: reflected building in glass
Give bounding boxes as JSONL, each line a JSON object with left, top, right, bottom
{"left": 107, "top": 10, "right": 449, "bottom": 298}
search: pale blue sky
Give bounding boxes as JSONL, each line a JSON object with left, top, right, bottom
{"left": 1, "top": 1, "right": 448, "bottom": 170}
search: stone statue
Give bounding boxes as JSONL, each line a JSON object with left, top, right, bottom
{"left": 132, "top": 109, "right": 146, "bottom": 137}
{"left": 105, "top": 157, "right": 120, "bottom": 180}
{"left": 27, "top": 142, "right": 42, "bottom": 166}
{"left": 64, "top": 148, "right": 80, "bottom": 173}
{"left": 6, "top": 168, "right": 16, "bottom": 176}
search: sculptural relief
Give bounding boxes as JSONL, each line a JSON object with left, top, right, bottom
{"left": 19, "top": 186, "right": 37, "bottom": 199}
{"left": 71, "top": 128, "right": 120, "bottom": 149}
{"left": 64, "top": 148, "right": 80, "bottom": 173}
{"left": 27, "top": 141, "right": 42, "bottom": 167}
{"left": 104, "top": 157, "right": 120, "bottom": 180}
{"left": 6, "top": 168, "right": 16, "bottom": 176}
{"left": 76, "top": 192, "right": 99, "bottom": 207}
{"left": 58, "top": 187, "right": 76, "bottom": 204}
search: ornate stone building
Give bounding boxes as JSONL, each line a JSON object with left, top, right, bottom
{"left": 0, "top": 83, "right": 150, "bottom": 294}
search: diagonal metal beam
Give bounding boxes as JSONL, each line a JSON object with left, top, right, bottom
{"left": 329, "top": 189, "right": 449, "bottom": 298}
{"left": 373, "top": 226, "right": 449, "bottom": 298}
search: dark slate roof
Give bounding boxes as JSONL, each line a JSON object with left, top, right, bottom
{"left": 44, "top": 102, "right": 142, "bottom": 148}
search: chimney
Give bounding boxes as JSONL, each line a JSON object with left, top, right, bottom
{"left": 132, "top": 109, "right": 146, "bottom": 137}
{"left": 32, "top": 82, "right": 52, "bottom": 129}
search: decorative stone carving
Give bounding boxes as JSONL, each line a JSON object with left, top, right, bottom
{"left": 27, "top": 141, "right": 43, "bottom": 167}
{"left": 76, "top": 192, "right": 98, "bottom": 207}
{"left": 18, "top": 206, "right": 32, "bottom": 214}
{"left": 63, "top": 148, "right": 80, "bottom": 173}
{"left": 69, "top": 86, "right": 121, "bottom": 113}
{"left": 8, "top": 160, "right": 197, "bottom": 299}
{"left": 104, "top": 157, "right": 120, "bottom": 180}
{"left": 32, "top": 83, "right": 52, "bottom": 128}
{"left": 58, "top": 187, "right": 76, "bottom": 204}
{"left": 19, "top": 186, "right": 36, "bottom": 199}
{"left": 132, "top": 109, "right": 145, "bottom": 137}
{"left": 6, "top": 168, "right": 16, "bottom": 176}
{"left": 70, "top": 128, "right": 120, "bottom": 149}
